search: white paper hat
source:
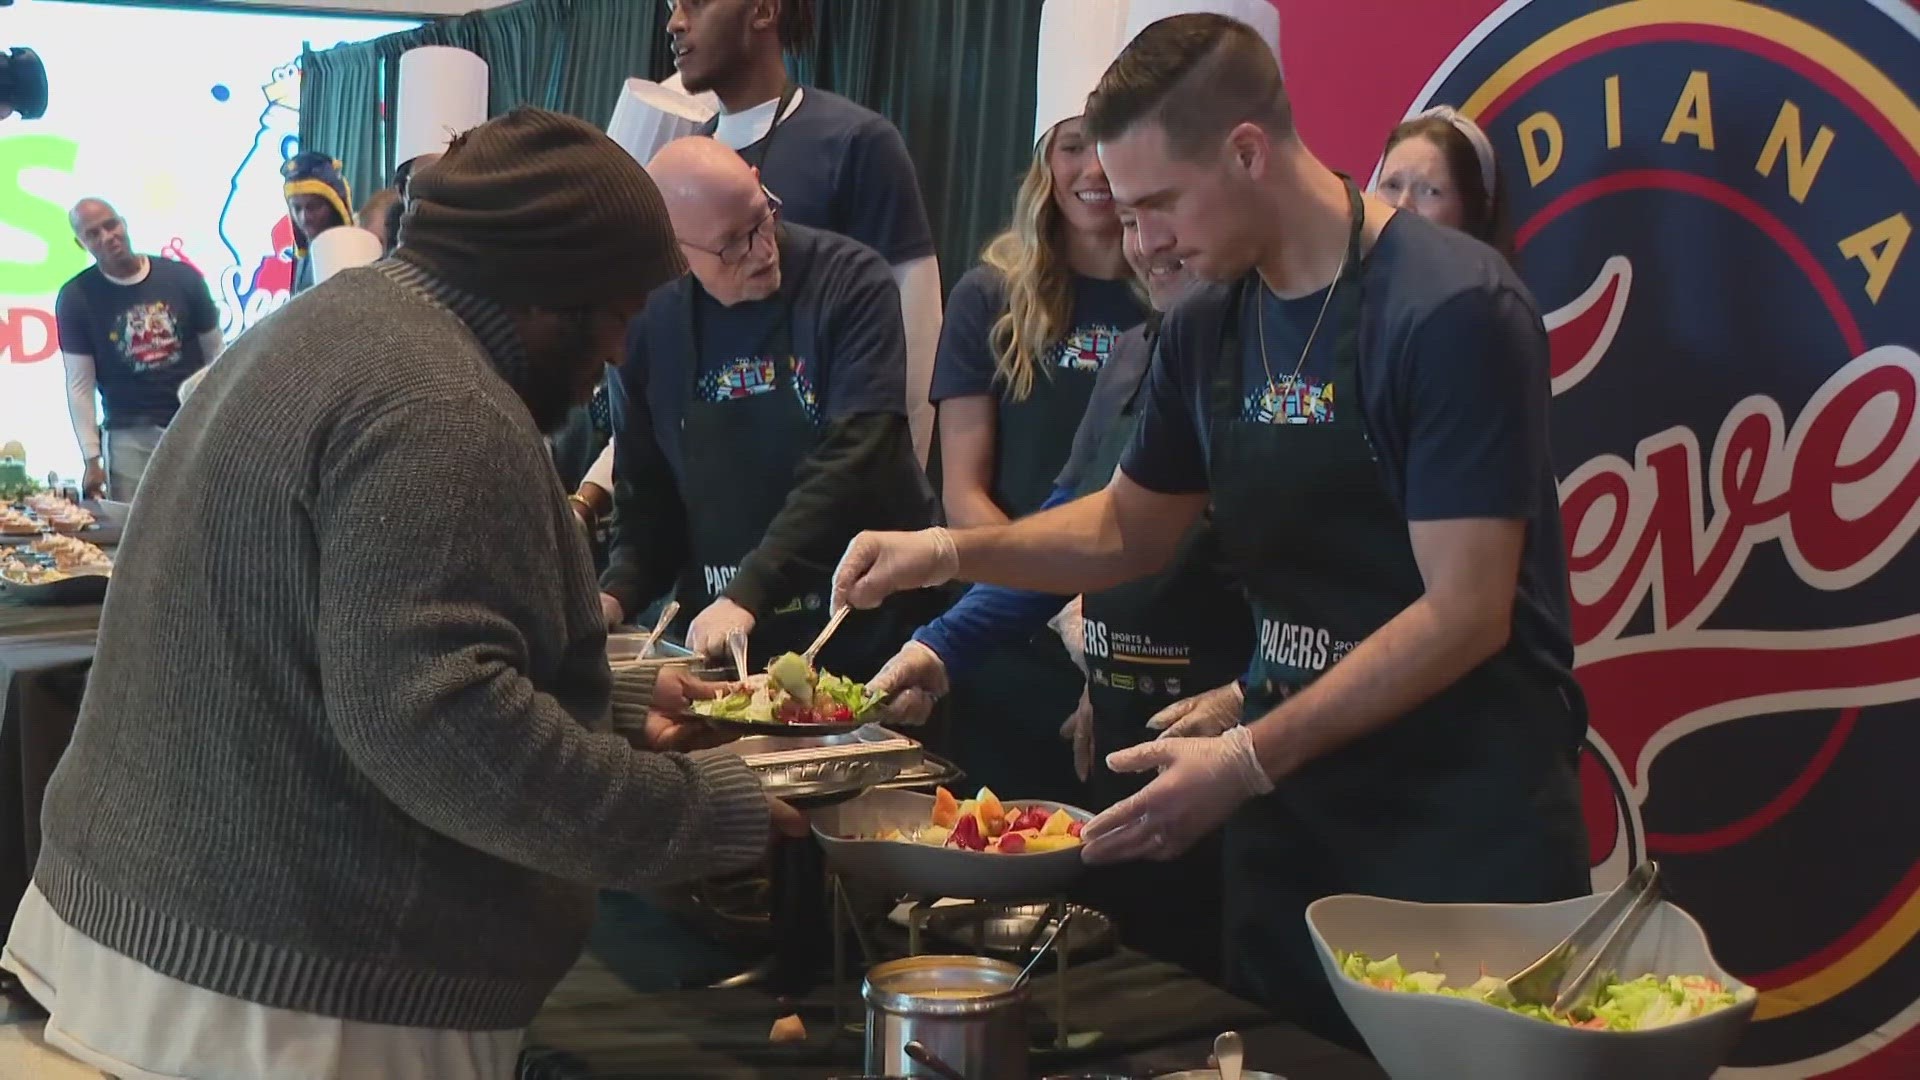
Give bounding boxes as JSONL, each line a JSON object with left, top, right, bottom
{"left": 606, "top": 78, "right": 719, "bottom": 166}
{"left": 1034, "top": 0, "right": 1132, "bottom": 147}
{"left": 1123, "top": 0, "right": 1282, "bottom": 67}
{"left": 394, "top": 46, "right": 489, "bottom": 167}
{"left": 310, "top": 226, "right": 384, "bottom": 285}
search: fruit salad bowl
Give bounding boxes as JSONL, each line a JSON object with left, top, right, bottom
{"left": 813, "top": 788, "right": 1092, "bottom": 900}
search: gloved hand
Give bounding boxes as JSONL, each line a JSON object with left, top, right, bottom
{"left": 1147, "top": 681, "right": 1244, "bottom": 739}
{"left": 1060, "top": 689, "right": 1095, "bottom": 782}
{"left": 1080, "top": 726, "right": 1274, "bottom": 864}
{"left": 868, "top": 640, "right": 949, "bottom": 726}
{"left": 1050, "top": 596, "right": 1086, "bottom": 676}
{"left": 687, "top": 597, "right": 756, "bottom": 659}
{"left": 832, "top": 528, "right": 958, "bottom": 612}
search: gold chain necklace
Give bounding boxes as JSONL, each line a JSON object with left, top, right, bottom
{"left": 1255, "top": 246, "right": 1348, "bottom": 402}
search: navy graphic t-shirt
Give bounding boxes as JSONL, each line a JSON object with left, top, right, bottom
{"left": 711, "top": 88, "right": 935, "bottom": 267}
{"left": 1118, "top": 211, "right": 1577, "bottom": 691}
{"left": 55, "top": 257, "right": 218, "bottom": 428}
{"left": 931, "top": 268, "right": 1146, "bottom": 403}
{"left": 617, "top": 223, "right": 906, "bottom": 485}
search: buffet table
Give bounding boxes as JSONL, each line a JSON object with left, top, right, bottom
{"left": 0, "top": 598, "right": 99, "bottom": 927}
{"left": 521, "top": 947, "right": 1388, "bottom": 1079}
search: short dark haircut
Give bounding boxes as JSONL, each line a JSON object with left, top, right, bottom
{"left": 1084, "top": 13, "right": 1292, "bottom": 158}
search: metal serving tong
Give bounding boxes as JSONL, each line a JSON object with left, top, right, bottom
{"left": 1505, "top": 860, "right": 1662, "bottom": 1014}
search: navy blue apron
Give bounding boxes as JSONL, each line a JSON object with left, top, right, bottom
{"left": 1068, "top": 332, "right": 1248, "bottom": 981}
{"left": 1207, "top": 178, "right": 1589, "bottom": 1047}
{"left": 675, "top": 255, "right": 931, "bottom": 680}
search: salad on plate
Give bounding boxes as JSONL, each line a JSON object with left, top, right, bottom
{"left": 1334, "top": 950, "right": 1753, "bottom": 1031}
{"left": 690, "top": 651, "right": 883, "bottom": 726}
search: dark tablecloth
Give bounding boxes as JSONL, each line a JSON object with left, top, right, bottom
{"left": 0, "top": 599, "right": 100, "bottom": 924}
{"left": 520, "top": 949, "right": 1387, "bottom": 1080}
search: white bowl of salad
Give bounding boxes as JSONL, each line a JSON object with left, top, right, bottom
{"left": 1306, "top": 891, "right": 1756, "bottom": 1080}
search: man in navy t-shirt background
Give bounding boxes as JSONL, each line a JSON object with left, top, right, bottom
{"left": 664, "top": 0, "right": 944, "bottom": 467}
{"left": 56, "top": 199, "right": 223, "bottom": 501}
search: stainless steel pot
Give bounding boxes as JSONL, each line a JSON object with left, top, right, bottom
{"left": 863, "top": 955, "right": 1030, "bottom": 1079}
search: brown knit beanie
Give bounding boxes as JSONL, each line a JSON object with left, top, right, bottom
{"left": 397, "top": 106, "right": 687, "bottom": 306}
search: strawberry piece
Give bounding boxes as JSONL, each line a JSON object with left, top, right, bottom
{"left": 997, "top": 831, "right": 1027, "bottom": 854}
{"left": 947, "top": 814, "right": 987, "bottom": 851}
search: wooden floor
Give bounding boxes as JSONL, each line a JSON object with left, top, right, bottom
{"left": 0, "top": 1019, "right": 107, "bottom": 1078}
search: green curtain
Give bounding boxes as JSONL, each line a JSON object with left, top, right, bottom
{"left": 300, "top": 0, "right": 1042, "bottom": 290}
{"left": 788, "top": 0, "right": 1044, "bottom": 285}
{"left": 299, "top": 0, "right": 673, "bottom": 211}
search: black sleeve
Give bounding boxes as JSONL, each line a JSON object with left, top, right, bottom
{"left": 726, "top": 412, "right": 915, "bottom": 616}
{"left": 930, "top": 268, "right": 1004, "bottom": 403}
{"left": 599, "top": 326, "right": 690, "bottom": 617}
{"left": 1118, "top": 302, "right": 1210, "bottom": 495}
{"left": 184, "top": 263, "right": 220, "bottom": 335}
{"left": 839, "top": 119, "right": 936, "bottom": 265}
{"left": 821, "top": 250, "right": 908, "bottom": 419}
{"left": 55, "top": 281, "right": 93, "bottom": 356}
{"left": 1398, "top": 286, "right": 1550, "bottom": 521}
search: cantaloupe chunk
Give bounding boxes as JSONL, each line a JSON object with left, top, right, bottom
{"left": 975, "top": 787, "right": 1007, "bottom": 837}
{"left": 931, "top": 786, "right": 961, "bottom": 829}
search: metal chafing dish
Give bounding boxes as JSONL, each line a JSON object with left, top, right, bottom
{"left": 728, "top": 725, "right": 924, "bottom": 807}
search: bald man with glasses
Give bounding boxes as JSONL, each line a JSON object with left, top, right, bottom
{"left": 598, "top": 138, "right": 941, "bottom": 682}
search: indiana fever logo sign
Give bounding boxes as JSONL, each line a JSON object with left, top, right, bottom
{"left": 1412, "top": 1, "right": 1918, "bottom": 1074}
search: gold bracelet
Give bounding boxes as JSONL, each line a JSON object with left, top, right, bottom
{"left": 566, "top": 493, "right": 599, "bottom": 522}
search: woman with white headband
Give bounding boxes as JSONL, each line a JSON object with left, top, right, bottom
{"left": 1376, "top": 105, "right": 1511, "bottom": 255}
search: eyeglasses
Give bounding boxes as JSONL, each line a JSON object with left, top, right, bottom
{"left": 680, "top": 187, "right": 782, "bottom": 266}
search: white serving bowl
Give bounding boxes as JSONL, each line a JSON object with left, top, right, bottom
{"left": 1306, "top": 892, "right": 1756, "bottom": 1080}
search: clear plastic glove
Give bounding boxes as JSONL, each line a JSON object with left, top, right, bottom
{"left": 1050, "top": 596, "right": 1086, "bottom": 676}
{"left": 868, "top": 640, "right": 949, "bottom": 726}
{"left": 832, "top": 528, "right": 958, "bottom": 612}
{"left": 1148, "top": 680, "right": 1244, "bottom": 739}
{"left": 687, "top": 597, "right": 756, "bottom": 658}
{"left": 1060, "top": 689, "right": 1095, "bottom": 782}
{"left": 1079, "top": 726, "right": 1274, "bottom": 864}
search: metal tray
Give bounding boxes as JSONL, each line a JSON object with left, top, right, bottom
{"left": 813, "top": 789, "right": 1093, "bottom": 900}
{"left": 730, "top": 726, "right": 923, "bottom": 805}
{"left": 922, "top": 901, "right": 1116, "bottom": 958}
{"left": 876, "top": 752, "right": 965, "bottom": 792}
{"left": 0, "top": 567, "right": 110, "bottom": 604}
{"left": 0, "top": 498, "right": 122, "bottom": 546}
{"left": 607, "top": 635, "right": 691, "bottom": 664}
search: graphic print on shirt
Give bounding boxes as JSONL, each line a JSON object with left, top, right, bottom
{"left": 1053, "top": 324, "right": 1123, "bottom": 372}
{"left": 1243, "top": 377, "right": 1336, "bottom": 425}
{"left": 110, "top": 301, "right": 185, "bottom": 371}
{"left": 700, "top": 355, "right": 823, "bottom": 425}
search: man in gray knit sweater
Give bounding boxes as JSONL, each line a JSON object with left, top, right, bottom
{"left": 0, "top": 109, "right": 799, "bottom": 1079}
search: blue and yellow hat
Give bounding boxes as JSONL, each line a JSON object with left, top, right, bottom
{"left": 281, "top": 151, "right": 353, "bottom": 254}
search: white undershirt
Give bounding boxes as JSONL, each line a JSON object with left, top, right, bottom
{"left": 710, "top": 87, "right": 805, "bottom": 151}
